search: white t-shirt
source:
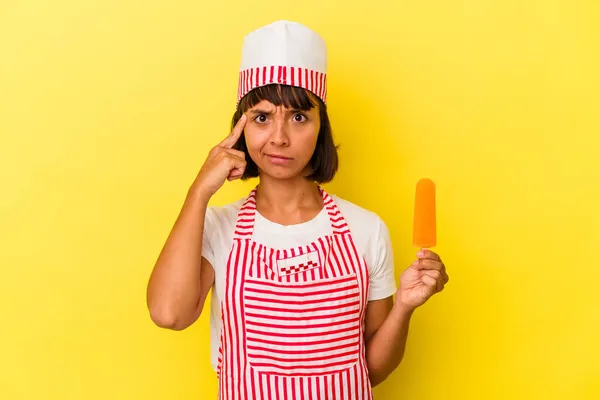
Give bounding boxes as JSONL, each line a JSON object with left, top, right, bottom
{"left": 202, "top": 193, "right": 397, "bottom": 372}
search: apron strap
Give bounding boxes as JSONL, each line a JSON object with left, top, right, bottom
{"left": 232, "top": 188, "right": 258, "bottom": 240}
{"left": 321, "top": 189, "right": 351, "bottom": 235}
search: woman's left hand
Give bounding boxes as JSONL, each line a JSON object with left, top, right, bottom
{"left": 396, "top": 249, "right": 449, "bottom": 311}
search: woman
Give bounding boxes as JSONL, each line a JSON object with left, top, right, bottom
{"left": 147, "top": 20, "right": 449, "bottom": 399}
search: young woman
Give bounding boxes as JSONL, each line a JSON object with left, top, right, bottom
{"left": 147, "top": 20, "right": 449, "bottom": 399}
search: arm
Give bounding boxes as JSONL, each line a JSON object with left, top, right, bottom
{"left": 146, "top": 187, "right": 215, "bottom": 330}
{"left": 364, "top": 296, "right": 414, "bottom": 387}
{"left": 146, "top": 114, "right": 248, "bottom": 330}
{"left": 364, "top": 250, "right": 449, "bottom": 386}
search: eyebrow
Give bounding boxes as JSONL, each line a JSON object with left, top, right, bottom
{"left": 248, "top": 108, "right": 274, "bottom": 116}
{"left": 247, "top": 108, "right": 309, "bottom": 116}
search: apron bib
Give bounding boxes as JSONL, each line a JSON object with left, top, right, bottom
{"left": 217, "top": 187, "right": 373, "bottom": 399}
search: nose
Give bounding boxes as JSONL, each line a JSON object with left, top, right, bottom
{"left": 269, "top": 113, "right": 290, "bottom": 146}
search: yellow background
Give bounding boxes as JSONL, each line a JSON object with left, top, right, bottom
{"left": 1, "top": 0, "right": 599, "bottom": 399}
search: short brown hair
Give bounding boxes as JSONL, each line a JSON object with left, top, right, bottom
{"left": 230, "top": 84, "right": 339, "bottom": 183}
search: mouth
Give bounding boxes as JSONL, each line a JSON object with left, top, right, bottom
{"left": 265, "top": 153, "right": 293, "bottom": 164}
{"left": 266, "top": 153, "right": 292, "bottom": 160}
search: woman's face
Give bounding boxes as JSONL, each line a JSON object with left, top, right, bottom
{"left": 243, "top": 99, "right": 321, "bottom": 180}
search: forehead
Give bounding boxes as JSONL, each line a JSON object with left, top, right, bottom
{"left": 247, "top": 99, "right": 317, "bottom": 112}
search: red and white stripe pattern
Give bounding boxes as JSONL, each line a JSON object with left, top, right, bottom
{"left": 217, "top": 187, "right": 372, "bottom": 400}
{"left": 238, "top": 66, "right": 327, "bottom": 104}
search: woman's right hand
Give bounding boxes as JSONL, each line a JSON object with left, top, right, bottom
{"left": 192, "top": 114, "right": 248, "bottom": 198}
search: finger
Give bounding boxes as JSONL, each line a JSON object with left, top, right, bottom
{"left": 225, "top": 154, "right": 246, "bottom": 180}
{"left": 227, "top": 170, "right": 244, "bottom": 181}
{"left": 223, "top": 148, "right": 246, "bottom": 160}
{"left": 438, "top": 261, "right": 449, "bottom": 284}
{"left": 226, "top": 154, "right": 246, "bottom": 170}
{"left": 210, "top": 146, "right": 246, "bottom": 162}
{"left": 422, "top": 270, "right": 441, "bottom": 282}
{"left": 417, "top": 249, "right": 441, "bottom": 262}
{"left": 220, "top": 114, "right": 247, "bottom": 148}
{"left": 413, "top": 259, "right": 445, "bottom": 272}
{"left": 227, "top": 164, "right": 246, "bottom": 181}
{"left": 422, "top": 270, "right": 444, "bottom": 293}
{"left": 421, "top": 274, "right": 437, "bottom": 286}
{"left": 420, "top": 274, "right": 437, "bottom": 291}
{"left": 442, "top": 271, "right": 449, "bottom": 284}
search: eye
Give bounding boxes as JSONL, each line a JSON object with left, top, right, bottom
{"left": 254, "top": 114, "right": 268, "bottom": 123}
{"left": 293, "top": 113, "right": 307, "bottom": 122}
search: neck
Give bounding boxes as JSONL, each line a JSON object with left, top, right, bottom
{"left": 254, "top": 174, "right": 323, "bottom": 225}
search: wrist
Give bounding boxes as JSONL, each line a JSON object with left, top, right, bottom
{"left": 391, "top": 300, "right": 416, "bottom": 321}
{"left": 187, "top": 183, "right": 212, "bottom": 205}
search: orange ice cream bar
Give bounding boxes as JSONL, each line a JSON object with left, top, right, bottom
{"left": 412, "top": 178, "right": 436, "bottom": 248}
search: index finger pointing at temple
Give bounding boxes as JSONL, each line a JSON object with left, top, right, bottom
{"left": 220, "top": 114, "right": 247, "bottom": 148}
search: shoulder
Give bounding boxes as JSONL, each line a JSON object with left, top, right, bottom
{"left": 329, "top": 193, "right": 391, "bottom": 255}
{"left": 329, "top": 193, "right": 396, "bottom": 300}
{"left": 204, "top": 198, "right": 245, "bottom": 238}
{"left": 329, "top": 194, "right": 387, "bottom": 235}
{"left": 205, "top": 198, "right": 245, "bottom": 222}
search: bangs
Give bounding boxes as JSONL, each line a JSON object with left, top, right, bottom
{"left": 238, "top": 84, "right": 319, "bottom": 112}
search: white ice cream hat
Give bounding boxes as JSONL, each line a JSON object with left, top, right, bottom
{"left": 237, "top": 20, "right": 328, "bottom": 105}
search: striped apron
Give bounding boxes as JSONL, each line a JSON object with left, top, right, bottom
{"left": 217, "top": 187, "right": 373, "bottom": 399}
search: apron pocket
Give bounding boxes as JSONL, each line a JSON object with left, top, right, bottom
{"left": 243, "top": 273, "right": 362, "bottom": 377}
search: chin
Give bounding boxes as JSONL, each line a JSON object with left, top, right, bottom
{"left": 262, "top": 170, "right": 299, "bottom": 180}
{"left": 259, "top": 165, "right": 307, "bottom": 181}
